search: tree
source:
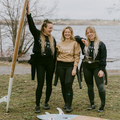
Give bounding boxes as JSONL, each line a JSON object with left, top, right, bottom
{"left": 107, "top": 0, "right": 120, "bottom": 16}
{"left": 0, "top": 0, "right": 57, "bottom": 56}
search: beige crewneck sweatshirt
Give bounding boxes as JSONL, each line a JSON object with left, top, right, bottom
{"left": 56, "top": 40, "right": 81, "bottom": 66}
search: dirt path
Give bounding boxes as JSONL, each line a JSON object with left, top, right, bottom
{"left": 0, "top": 61, "right": 30, "bottom": 75}
{"left": 0, "top": 61, "right": 120, "bottom": 75}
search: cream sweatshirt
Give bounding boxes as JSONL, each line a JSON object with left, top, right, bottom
{"left": 56, "top": 40, "right": 81, "bottom": 66}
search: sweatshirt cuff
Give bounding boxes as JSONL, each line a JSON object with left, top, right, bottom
{"left": 74, "top": 62, "right": 78, "bottom": 67}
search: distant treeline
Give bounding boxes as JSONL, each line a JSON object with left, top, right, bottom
{"left": 0, "top": 19, "right": 120, "bottom": 26}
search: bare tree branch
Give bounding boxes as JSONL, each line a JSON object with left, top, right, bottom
{"left": 0, "top": 0, "right": 57, "bottom": 56}
{"left": 107, "top": 0, "right": 120, "bottom": 14}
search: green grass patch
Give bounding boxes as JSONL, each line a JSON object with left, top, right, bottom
{"left": 0, "top": 74, "right": 120, "bottom": 120}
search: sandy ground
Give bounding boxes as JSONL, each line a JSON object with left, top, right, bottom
{"left": 0, "top": 61, "right": 120, "bottom": 75}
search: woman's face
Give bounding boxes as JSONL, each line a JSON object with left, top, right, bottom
{"left": 64, "top": 29, "right": 71, "bottom": 39}
{"left": 86, "top": 29, "right": 95, "bottom": 41}
{"left": 44, "top": 23, "right": 53, "bottom": 36}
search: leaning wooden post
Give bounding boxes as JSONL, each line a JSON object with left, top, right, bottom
{"left": 6, "top": 0, "right": 28, "bottom": 112}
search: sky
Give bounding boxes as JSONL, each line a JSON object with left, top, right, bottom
{"left": 0, "top": 0, "right": 119, "bottom": 20}
{"left": 43, "top": 0, "right": 120, "bottom": 20}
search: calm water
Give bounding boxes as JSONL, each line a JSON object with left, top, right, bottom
{"left": 1, "top": 25, "right": 120, "bottom": 70}
{"left": 52, "top": 25, "right": 120, "bottom": 70}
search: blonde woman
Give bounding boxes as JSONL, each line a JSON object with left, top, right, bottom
{"left": 75, "top": 26, "right": 107, "bottom": 112}
{"left": 56, "top": 26, "right": 80, "bottom": 112}
{"left": 27, "top": 2, "right": 56, "bottom": 113}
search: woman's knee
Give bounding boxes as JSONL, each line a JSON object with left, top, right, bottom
{"left": 65, "top": 83, "right": 72, "bottom": 93}
{"left": 87, "top": 84, "right": 94, "bottom": 91}
{"left": 46, "top": 84, "right": 52, "bottom": 90}
{"left": 98, "top": 84, "right": 105, "bottom": 92}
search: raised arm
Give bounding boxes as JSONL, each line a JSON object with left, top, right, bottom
{"left": 26, "top": 1, "right": 39, "bottom": 37}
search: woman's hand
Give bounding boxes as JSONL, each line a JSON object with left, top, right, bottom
{"left": 98, "top": 70, "right": 104, "bottom": 77}
{"left": 72, "top": 66, "right": 77, "bottom": 76}
{"left": 81, "top": 39, "right": 88, "bottom": 46}
{"left": 26, "top": 1, "right": 30, "bottom": 15}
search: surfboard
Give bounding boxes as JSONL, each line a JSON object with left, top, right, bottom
{"left": 37, "top": 108, "right": 109, "bottom": 120}
{"left": 72, "top": 115, "right": 109, "bottom": 120}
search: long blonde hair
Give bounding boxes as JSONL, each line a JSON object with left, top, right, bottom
{"left": 61, "top": 26, "right": 75, "bottom": 42}
{"left": 40, "top": 19, "right": 54, "bottom": 55}
{"left": 84, "top": 26, "right": 100, "bottom": 59}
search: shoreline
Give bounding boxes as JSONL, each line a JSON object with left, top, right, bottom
{"left": 0, "top": 61, "right": 120, "bottom": 75}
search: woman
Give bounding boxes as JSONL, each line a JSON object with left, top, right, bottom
{"left": 75, "top": 26, "right": 107, "bottom": 112}
{"left": 26, "top": 2, "right": 56, "bottom": 113}
{"left": 56, "top": 26, "right": 80, "bottom": 113}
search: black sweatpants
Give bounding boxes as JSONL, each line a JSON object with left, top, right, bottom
{"left": 57, "top": 61, "right": 75, "bottom": 108}
{"left": 83, "top": 62, "right": 106, "bottom": 106}
{"left": 36, "top": 56, "right": 55, "bottom": 106}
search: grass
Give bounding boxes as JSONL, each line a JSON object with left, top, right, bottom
{"left": 0, "top": 68, "right": 120, "bottom": 120}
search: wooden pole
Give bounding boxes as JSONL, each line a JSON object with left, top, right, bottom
{"left": 6, "top": 0, "right": 28, "bottom": 112}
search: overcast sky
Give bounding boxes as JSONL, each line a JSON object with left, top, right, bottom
{"left": 0, "top": 0, "right": 119, "bottom": 20}
{"left": 44, "top": 0, "right": 120, "bottom": 20}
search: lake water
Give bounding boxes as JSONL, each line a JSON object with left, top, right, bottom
{"left": 1, "top": 25, "right": 120, "bottom": 70}
{"left": 52, "top": 25, "right": 120, "bottom": 70}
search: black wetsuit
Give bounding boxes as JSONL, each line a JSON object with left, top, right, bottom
{"left": 75, "top": 35, "right": 107, "bottom": 107}
{"left": 57, "top": 61, "right": 75, "bottom": 108}
{"left": 27, "top": 14, "right": 56, "bottom": 106}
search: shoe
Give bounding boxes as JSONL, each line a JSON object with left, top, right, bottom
{"left": 44, "top": 103, "right": 50, "bottom": 110}
{"left": 87, "top": 105, "right": 95, "bottom": 110}
{"left": 66, "top": 107, "right": 72, "bottom": 113}
{"left": 63, "top": 104, "right": 67, "bottom": 109}
{"left": 98, "top": 105, "right": 104, "bottom": 112}
{"left": 35, "top": 106, "right": 40, "bottom": 113}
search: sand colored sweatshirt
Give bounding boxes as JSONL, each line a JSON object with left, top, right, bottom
{"left": 56, "top": 40, "right": 81, "bottom": 66}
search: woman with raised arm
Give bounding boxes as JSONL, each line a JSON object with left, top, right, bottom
{"left": 26, "top": 1, "right": 56, "bottom": 113}
{"left": 56, "top": 26, "right": 80, "bottom": 113}
{"left": 75, "top": 26, "right": 107, "bottom": 112}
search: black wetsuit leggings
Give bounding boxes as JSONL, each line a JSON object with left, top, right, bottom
{"left": 83, "top": 62, "right": 106, "bottom": 106}
{"left": 57, "top": 61, "right": 75, "bottom": 108}
{"left": 36, "top": 56, "right": 55, "bottom": 106}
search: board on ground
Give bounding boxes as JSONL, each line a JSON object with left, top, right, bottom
{"left": 37, "top": 108, "right": 109, "bottom": 120}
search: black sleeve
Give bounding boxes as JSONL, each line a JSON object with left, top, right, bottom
{"left": 99, "top": 42, "right": 107, "bottom": 71}
{"left": 27, "top": 14, "right": 39, "bottom": 37}
{"left": 75, "top": 35, "right": 85, "bottom": 55}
